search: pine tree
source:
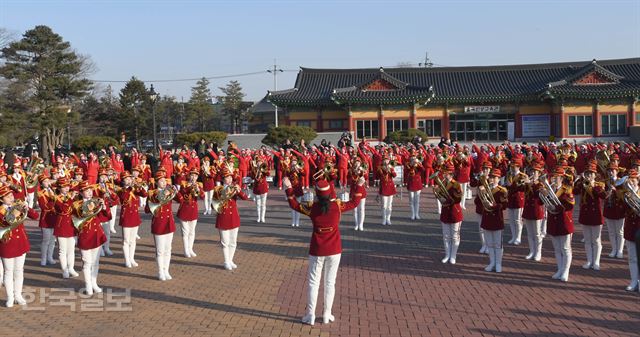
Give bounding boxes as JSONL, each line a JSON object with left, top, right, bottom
{"left": 217, "top": 80, "right": 250, "bottom": 134}
{"left": 188, "top": 77, "right": 214, "bottom": 132}
{"left": 118, "top": 77, "right": 149, "bottom": 149}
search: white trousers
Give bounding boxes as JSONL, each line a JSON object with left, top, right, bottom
{"left": 154, "top": 233, "right": 174, "bottom": 277}
{"left": 441, "top": 222, "right": 462, "bottom": 261}
{"left": 220, "top": 228, "right": 239, "bottom": 265}
{"left": 306, "top": 254, "right": 341, "bottom": 318}
{"left": 109, "top": 205, "right": 118, "bottom": 233}
{"left": 57, "top": 236, "right": 76, "bottom": 273}
{"left": 523, "top": 219, "right": 544, "bottom": 259}
{"left": 40, "top": 228, "right": 56, "bottom": 264}
{"left": 101, "top": 222, "right": 113, "bottom": 254}
{"left": 437, "top": 199, "right": 442, "bottom": 214}
{"left": 353, "top": 198, "right": 366, "bottom": 230}
{"left": 255, "top": 193, "right": 267, "bottom": 222}
{"left": 382, "top": 195, "right": 393, "bottom": 224}
{"left": 180, "top": 220, "right": 198, "bottom": 255}
{"left": 204, "top": 190, "right": 213, "bottom": 214}
{"left": 81, "top": 247, "right": 101, "bottom": 292}
{"left": 485, "top": 230, "right": 503, "bottom": 250}
{"left": 477, "top": 217, "right": 486, "bottom": 250}
{"left": 459, "top": 183, "right": 468, "bottom": 209}
{"left": 292, "top": 196, "right": 302, "bottom": 226}
{"left": 484, "top": 230, "right": 504, "bottom": 271}
{"left": 409, "top": 191, "right": 421, "bottom": 218}
{"left": 507, "top": 208, "right": 524, "bottom": 243}
{"left": 2, "top": 254, "right": 26, "bottom": 301}
{"left": 27, "top": 192, "right": 35, "bottom": 209}
{"left": 605, "top": 218, "right": 625, "bottom": 256}
{"left": 122, "top": 227, "right": 139, "bottom": 265}
{"left": 626, "top": 240, "right": 639, "bottom": 290}
{"left": 551, "top": 234, "right": 572, "bottom": 279}
{"left": 582, "top": 225, "right": 603, "bottom": 267}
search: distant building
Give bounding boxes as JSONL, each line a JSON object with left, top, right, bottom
{"left": 248, "top": 97, "right": 282, "bottom": 133}
{"left": 267, "top": 58, "right": 640, "bottom": 141}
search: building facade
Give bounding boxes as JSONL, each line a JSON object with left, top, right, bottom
{"left": 267, "top": 58, "right": 640, "bottom": 142}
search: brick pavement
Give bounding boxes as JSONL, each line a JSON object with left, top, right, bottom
{"left": 1, "top": 188, "right": 638, "bottom": 337}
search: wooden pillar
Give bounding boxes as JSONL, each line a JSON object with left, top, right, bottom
{"left": 378, "top": 105, "right": 385, "bottom": 141}
{"left": 514, "top": 102, "right": 522, "bottom": 139}
{"left": 284, "top": 107, "right": 290, "bottom": 126}
{"left": 443, "top": 104, "right": 450, "bottom": 138}
{"left": 630, "top": 98, "right": 637, "bottom": 127}
{"left": 347, "top": 105, "right": 353, "bottom": 135}
{"left": 317, "top": 108, "right": 323, "bottom": 132}
{"left": 593, "top": 101, "right": 600, "bottom": 137}
{"left": 558, "top": 101, "right": 565, "bottom": 138}
{"left": 410, "top": 103, "right": 417, "bottom": 129}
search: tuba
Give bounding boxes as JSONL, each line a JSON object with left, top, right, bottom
{"left": 72, "top": 198, "right": 104, "bottom": 231}
{"left": 429, "top": 171, "right": 452, "bottom": 204}
{"left": 211, "top": 184, "right": 240, "bottom": 214}
{"left": 0, "top": 200, "right": 29, "bottom": 240}
{"left": 478, "top": 175, "right": 496, "bottom": 211}
{"left": 617, "top": 177, "right": 640, "bottom": 215}
{"left": 538, "top": 175, "right": 563, "bottom": 214}
{"left": 148, "top": 186, "right": 177, "bottom": 215}
{"left": 25, "top": 158, "right": 45, "bottom": 189}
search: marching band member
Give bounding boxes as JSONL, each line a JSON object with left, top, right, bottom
{"left": 54, "top": 178, "right": 79, "bottom": 279}
{"left": 0, "top": 185, "right": 39, "bottom": 307}
{"left": 146, "top": 170, "right": 177, "bottom": 281}
{"left": 573, "top": 162, "right": 607, "bottom": 270}
{"left": 9, "top": 161, "right": 27, "bottom": 202}
{"left": 477, "top": 169, "right": 508, "bottom": 272}
{"left": 470, "top": 161, "right": 492, "bottom": 254}
{"left": 37, "top": 175, "right": 57, "bottom": 266}
{"left": 96, "top": 169, "right": 119, "bottom": 256}
{"left": 437, "top": 163, "right": 464, "bottom": 264}
{"left": 505, "top": 159, "right": 526, "bottom": 245}
{"left": 282, "top": 175, "right": 364, "bottom": 326}
{"left": 378, "top": 155, "right": 396, "bottom": 225}
{"left": 118, "top": 171, "right": 147, "bottom": 268}
{"left": 213, "top": 167, "right": 250, "bottom": 270}
{"left": 405, "top": 153, "right": 425, "bottom": 220}
{"left": 250, "top": 157, "right": 269, "bottom": 223}
{"left": 201, "top": 157, "right": 217, "bottom": 215}
{"left": 544, "top": 168, "right": 575, "bottom": 282}
{"left": 604, "top": 163, "right": 626, "bottom": 259}
{"left": 177, "top": 169, "right": 204, "bottom": 258}
{"left": 287, "top": 156, "right": 306, "bottom": 227}
{"left": 454, "top": 149, "right": 472, "bottom": 209}
{"left": 349, "top": 157, "right": 368, "bottom": 231}
{"left": 622, "top": 169, "right": 640, "bottom": 292}
{"left": 521, "top": 162, "right": 546, "bottom": 261}
{"left": 73, "top": 181, "right": 110, "bottom": 295}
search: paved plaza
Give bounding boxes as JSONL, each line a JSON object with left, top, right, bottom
{"left": 2, "top": 188, "right": 638, "bottom": 337}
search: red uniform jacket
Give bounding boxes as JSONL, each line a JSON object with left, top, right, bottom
{"left": 285, "top": 187, "right": 362, "bottom": 256}
{"left": 213, "top": 185, "right": 249, "bottom": 230}
{"left": 37, "top": 188, "right": 57, "bottom": 228}
{"left": 118, "top": 186, "right": 147, "bottom": 227}
{"left": 176, "top": 182, "right": 204, "bottom": 221}
{"left": 54, "top": 196, "right": 77, "bottom": 238}
{"left": 9, "top": 173, "right": 27, "bottom": 201}
{"left": 73, "top": 199, "right": 109, "bottom": 250}
{"left": 506, "top": 172, "right": 526, "bottom": 209}
{"left": 0, "top": 205, "right": 39, "bottom": 258}
{"left": 146, "top": 188, "right": 177, "bottom": 235}
{"left": 477, "top": 186, "right": 508, "bottom": 231}
{"left": 251, "top": 174, "right": 269, "bottom": 195}
{"left": 603, "top": 187, "right": 626, "bottom": 220}
{"left": 405, "top": 164, "right": 424, "bottom": 192}
{"left": 574, "top": 182, "right": 606, "bottom": 226}
{"left": 378, "top": 167, "right": 397, "bottom": 196}
{"left": 522, "top": 182, "right": 545, "bottom": 220}
{"left": 202, "top": 166, "right": 217, "bottom": 191}
{"left": 546, "top": 186, "right": 575, "bottom": 236}
{"left": 440, "top": 180, "right": 464, "bottom": 223}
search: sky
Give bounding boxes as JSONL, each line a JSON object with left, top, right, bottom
{"left": 1, "top": 0, "right": 639, "bottom": 102}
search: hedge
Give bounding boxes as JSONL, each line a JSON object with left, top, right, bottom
{"left": 261, "top": 125, "right": 317, "bottom": 147}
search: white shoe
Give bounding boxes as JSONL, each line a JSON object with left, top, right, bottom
{"left": 291, "top": 224, "right": 295, "bottom": 227}
{"left": 449, "top": 257, "right": 456, "bottom": 265}
{"left": 69, "top": 270, "right": 79, "bottom": 278}
{"left": 230, "top": 262, "right": 238, "bottom": 269}
{"left": 62, "top": 270, "right": 70, "bottom": 279}
{"left": 158, "top": 273, "right": 167, "bottom": 281}
{"left": 100, "top": 250, "right": 105, "bottom": 257}
{"left": 40, "top": 260, "right": 47, "bottom": 266}
{"left": 165, "top": 272, "right": 172, "bottom": 280}
{"left": 416, "top": 215, "right": 421, "bottom": 220}
{"left": 131, "top": 260, "right": 139, "bottom": 267}
{"left": 625, "top": 281, "right": 639, "bottom": 292}
{"left": 224, "top": 263, "right": 233, "bottom": 270}
{"left": 552, "top": 271, "right": 561, "bottom": 279}
{"left": 136, "top": 234, "right": 141, "bottom": 240}
{"left": 508, "top": 239, "right": 515, "bottom": 245}
{"left": 441, "top": 256, "right": 450, "bottom": 264}
{"left": 48, "top": 259, "right": 57, "bottom": 265}
{"left": 85, "top": 288, "right": 94, "bottom": 296}
{"left": 110, "top": 228, "right": 116, "bottom": 234}
{"left": 582, "top": 262, "right": 592, "bottom": 270}
{"left": 185, "top": 252, "right": 191, "bottom": 258}
{"left": 6, "top": 297, "right": 14, "bottom": 308}
{"left": 560, "top": 275, "right": 569, "bottom": 282}
{"left": 479, "top": 246, "right": 487, "bottom": 254}
{"left": 484, "top": 264, "right": 494, "bottom": 272}
{"left": 295, "top": 224, "right": 299, "bottom": 227}
{"left": 190, "top": 250, "right": 197, "bottom": 257}
{"left": 616, "top": 252, "right": 624, "bottom": 259}
{"left": 525, "top": 253, "right": 534, "bottom": 260}
{"left": 105, "top": 249, "right": 114, "bottom": 256}
{"left": 608, "top": 251, "right": 617, "bottom": 258}
{"left": 410, "top": 216, "right": 415, "bottom": 220}
{"left": 513, "top": 240, "right": 521, "bottom": 246}
{"left": 301, "top": 314, "right": 315, "bottom": 326}
{"left": 15, "top": 295, "right": 27, "bottom": 306}
{"left": 322, "top": 313, "right": 335, "bottom": 324}
{"left": 592, "top": 264, "right": 600, "bottom": 271}
{"left": 125, "top": 262, "right": 132, "bottom": 268}
{"left": 354, "top": 226, "right": 359, "bottom": 231}
{"left": 93, "top": 285, "right": 103, "bottom": 293}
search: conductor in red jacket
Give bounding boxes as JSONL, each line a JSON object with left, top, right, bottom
{"left": 283, "top": 175, "right": 364, "bottom": 326}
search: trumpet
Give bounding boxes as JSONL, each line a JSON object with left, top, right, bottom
{"left": 0, "top": 200, "right": 29, "bottom": 240}
{"left": 211, "top": 184, "right": 240, "bottom": 214}
{"left": 148, "top": 186, "right": 177, "bottom": 215}
{"left": 313, "top": 163, "right": 334, "bottom": 181}
{"left": 478, "top": 175, "right": 496, "bottom": 212}
{"left": 189, "top": 182, "right": 201, "bottom": 198}
{"left": 72, "top": 198, "right": 104, "bottom": 231}
{"left": 539, "top": 176, "right": 563, "bottom": 214}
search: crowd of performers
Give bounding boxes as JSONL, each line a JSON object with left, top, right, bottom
{"left": 0, "top": 139, "right": 638, "bottom": 326}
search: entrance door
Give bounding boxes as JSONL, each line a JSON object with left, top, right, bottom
{"left": 454, "top": 121, "right": 475, "bottom": 141}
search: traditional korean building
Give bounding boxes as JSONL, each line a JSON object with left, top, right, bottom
{"left": 266, "top": 58, "right": 640, "bottom": 142}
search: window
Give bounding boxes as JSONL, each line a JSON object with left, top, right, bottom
{"left": 601, "top": 114, "right": 627, "bottom": 135}
{"left": 356, "top": 120, "right": 379, "bottom": 139}
{"left": 296, "top": 120, "right": 311, "bottom": 127}
{"left": 328, "top": 120, "right": 344, "bottom": 130}
{"left": 386, "top": 119, "right": 408, "bottom": 133}
{"left": 568, "top": 115, "right": 592, "bottom": 136}
{"left": 417, "top": 119, "right": 442, "bottom": 137}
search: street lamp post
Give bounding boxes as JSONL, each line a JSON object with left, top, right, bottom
{"left": 149, "top": 84, "right": 159, "bottom": 155}
{"left": 67, "top": 106, "right": 71, "bottom": 151}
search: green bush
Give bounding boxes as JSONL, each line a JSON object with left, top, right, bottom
{"left": 385, "top": 128, "right": 429, "bottom": 144}
{"left": 175, "top": 131, "right": 228, "bottom": 147}
{"left": 73, "top": 136, "right": 121, "bottom": 152}
{"left": 262, "top": 125, "right": 317, "bottom": 147}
